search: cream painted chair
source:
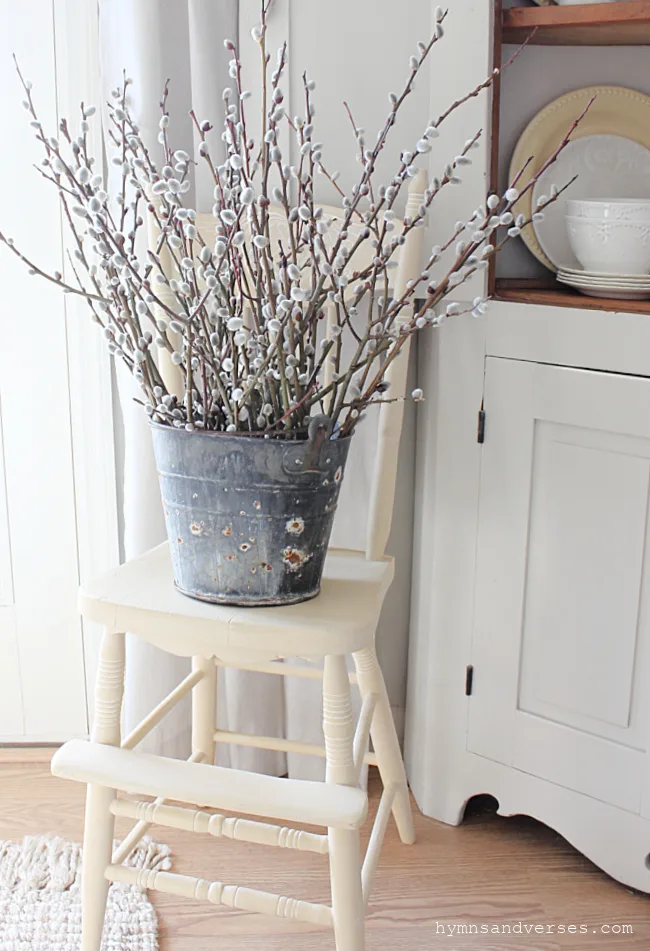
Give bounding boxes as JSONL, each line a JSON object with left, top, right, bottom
{"left": 51, "top": 170, "right": 427, "bottom": 951}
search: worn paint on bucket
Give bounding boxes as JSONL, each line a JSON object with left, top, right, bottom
{"left": 151, "top": 417, "right": 351, "bottom": 606}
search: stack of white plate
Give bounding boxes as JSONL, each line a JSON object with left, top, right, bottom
{"left": 508, "top": 88, "right": 650, "bottom": 299}
{"left": 557, "top": 267, "right": 650, "bottom": 300}
{"left": 562, "top": 198, "right": 650, "bottom": 299}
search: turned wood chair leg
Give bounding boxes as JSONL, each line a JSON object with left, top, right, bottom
{"left": 323, "top": 654, "right": 365, "bottom": 951}
{"left": 192, "top": 655, "right": 217, "bottom": 764}
{"left": 353, "top": 646, "right": 415, "bottom": 845}
{"left": 82, "top": 629, "right": 125, "bottom": 951}
{"left": 82, "top": 785, "right": 117, "bottom": 951}
{"left": 329, "top": 828, "right": 365, "bottom": 951}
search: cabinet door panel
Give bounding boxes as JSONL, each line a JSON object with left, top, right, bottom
{"left": 468, "top": 358, "right": 650, "bottom": 814}
{"left": 519, "top": 425, "right": 649, "bottom": 743}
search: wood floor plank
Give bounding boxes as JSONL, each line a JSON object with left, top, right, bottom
{"left": 0, "top": 753, "right": 647, "bottom": 949}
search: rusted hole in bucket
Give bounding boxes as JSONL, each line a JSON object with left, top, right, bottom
{"left": 282, "top": 548, "right": 311, "bottom": 572}
{"left": 286, "top": 517, "right": 305, "bottom": 536}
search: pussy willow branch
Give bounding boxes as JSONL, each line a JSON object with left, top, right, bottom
{"left": 3, "top": 3, "right": 582, "bottom": 438}
{"left": 319, "top": 33, "right": 531, "bottom": 300}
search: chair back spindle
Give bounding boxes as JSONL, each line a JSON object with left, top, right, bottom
{"left": 365, "top": 169, "right": 427, "bottom": 561}
{"left": 146, "top": 203, "right": 185, "bottom": 401}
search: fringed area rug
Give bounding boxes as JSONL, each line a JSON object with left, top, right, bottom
{"left": 0, "top": 835, "right": 171, "bottom": 951}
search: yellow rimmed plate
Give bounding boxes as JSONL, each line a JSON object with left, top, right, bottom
{"left": 508, "top": 86, "right": 650, "bottom": 272}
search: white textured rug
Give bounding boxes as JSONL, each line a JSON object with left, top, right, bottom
{"left": 0, "top": 835, "right": 171, "bottom": 951}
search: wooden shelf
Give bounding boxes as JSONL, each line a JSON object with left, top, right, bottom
{"left": 495, "top": 7, "right": 650, "bottom": 313}
{"left": 503, "top": 1, "right": 650, "bottom": 46}
{"left": 494, "top": 279, "right": 650, "bottom": 315}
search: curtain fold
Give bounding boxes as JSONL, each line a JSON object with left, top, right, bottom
{"left": 98, "top": 0, "right": 415, "bottom": 779}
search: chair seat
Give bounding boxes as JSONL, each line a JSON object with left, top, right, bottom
{"left": 79, "top": 544, "right": 394, "bottom": 660}
{"left": 52, "top": 740, "right": 368, "bottom": 830}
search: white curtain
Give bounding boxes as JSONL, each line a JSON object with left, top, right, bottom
{"left": 98, "top": 0, "right": 415, "bottom": 779}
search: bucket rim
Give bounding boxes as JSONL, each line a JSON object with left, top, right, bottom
{"left": 148, "top": 418, "right": 353, "bottom": 445}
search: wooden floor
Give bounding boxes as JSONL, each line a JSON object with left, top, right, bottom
{"left": 0, "top": 749, "right": 648, "bottom": 950}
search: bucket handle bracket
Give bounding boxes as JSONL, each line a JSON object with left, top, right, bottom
{"left": 282, "top": 416, "right": 333, "bottom": 475}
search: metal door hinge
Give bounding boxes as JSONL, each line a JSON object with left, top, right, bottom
{"left": 465, "top": 665, "right": 474, "bottom": 696}
{"left": 477, "top": 406, "right": 486, "bottom": 444}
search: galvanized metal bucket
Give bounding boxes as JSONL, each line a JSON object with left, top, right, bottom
{"left": 151, "top": 417, "right": 351, "bottom": 606}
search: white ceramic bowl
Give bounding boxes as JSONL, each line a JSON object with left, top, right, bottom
{"left": 566, "top": 199, "right": 650, "bottom": 222}
{"left": 565, "top": 215, "right": 650, "bottom": 274}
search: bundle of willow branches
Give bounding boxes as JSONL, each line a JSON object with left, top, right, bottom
{"left": 1, "top": 3, "right": 581, "bottom": 438}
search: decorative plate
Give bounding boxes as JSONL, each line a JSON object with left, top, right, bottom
{"left": 557, "top": 273, "right": 650, "bottom": 288}
{"left": 508, "top": 86, "right": 650, "bottom": 271}
{"left": 560, "top": 265, "right": 650, "bottom": 282}
{"left": 532, "top": 1, "right": 626, "bottom": 5}
{"left": 556, "top": 275, "right": 650, "bottom": 301}
{"left": 532, "top": 135, "right": 650, "bottom": 270}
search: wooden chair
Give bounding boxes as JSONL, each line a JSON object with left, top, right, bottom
{"left": 51, "top": 170, "right": 427, "bottom": 951}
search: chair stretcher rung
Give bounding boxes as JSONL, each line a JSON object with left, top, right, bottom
{"left": 362, "top": 784, "right": 397, "bottom": 905}
{"left": 353, "top": 693, "right": 378, "bottom": 779}
{"left": 51, "top": 740, "right": 367, "bottom": 830}
{"left": 112, "top": 751, "right": 205, "bottom": 865}
{"left": 111, "top": 798, "right": 329, "bottom": 854}
{"left": 105, "top": 864, "right": 333, "bottom": 927}
{"left": 121, "top": 669, "right": 204, "bottom": 750}
{"left": 213, "top": 729, "right": 378, "bottom": 766}
{"left": 214, "top": 657, "right": 358, "bottom": 685}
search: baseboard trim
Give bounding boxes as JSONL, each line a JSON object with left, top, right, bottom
{"left": 0, "top": 745, "right": 61, "bottom": 764}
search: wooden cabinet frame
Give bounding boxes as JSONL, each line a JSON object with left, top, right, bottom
{"left": 406, "top": 0, "right": 650, "bottom": 894}
{"left": 489, "top": 0, "right": 650, "bottom": 315}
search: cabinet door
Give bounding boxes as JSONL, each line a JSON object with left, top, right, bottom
{"left": 468, "top": 358, "right": 650, "bottom": 816}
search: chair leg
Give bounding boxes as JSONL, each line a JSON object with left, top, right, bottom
{"left": 353, "top": 646, "right": 415, "bottom": 845}
{"left": 192, "top": 655, "right": 217, "bottom": 763}
{"left": 323, "top": 655, "right": 365, "bottom": 951}
{"left": 83, "top": 628, "right": 125, "bottom": 950}
{"left": 329, "top": 828, "right": 365, "bottom": 951}
{"left": 82, "top": 785, "right": 116, "bottom": 951}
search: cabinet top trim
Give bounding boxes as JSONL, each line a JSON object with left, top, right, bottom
{"left": 503, "top": 1, "right": 650, "bottom": 47}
